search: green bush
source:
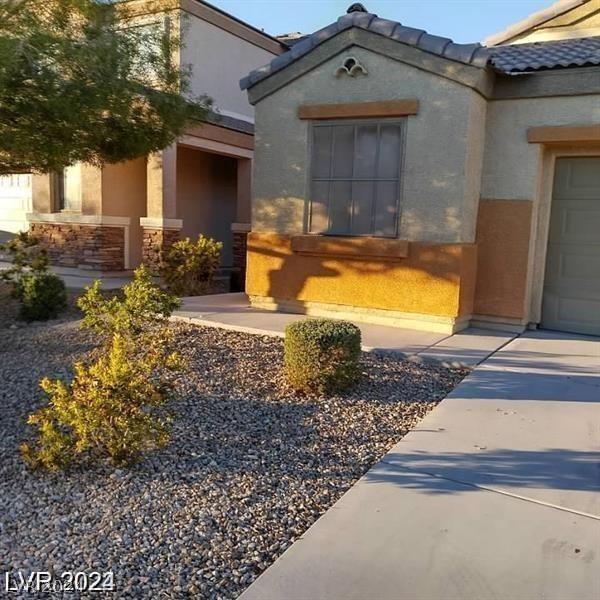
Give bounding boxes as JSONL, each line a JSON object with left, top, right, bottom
{"left": 77, "top": 263, "right": 180, "bottom": 340}
{"left": 284, "top": 318, "right": 362, "bottom": 395}
{"left": 21, "top": 266, "right": 182, "bottom": 470}
{"left": 19, "top": 272, "right": 67, "bottom": 322}
{"left": 1, "top": 231, "right": 67, "bottom": 322}
{"left": 160, "top": 235, "right": 222, "bottom": 296}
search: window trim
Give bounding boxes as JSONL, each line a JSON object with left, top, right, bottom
{"left": 306, "top": 117, "right": 407, "bottom": 239}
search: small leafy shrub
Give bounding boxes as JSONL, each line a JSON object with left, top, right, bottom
{"left": 77, "top": 263, "right": 180, "bottom": 339}
{"left": 19, "top": 272, "right": 67, "bottom": 322}
{"left": 21, "top": 265, "right": 182, "bottom": 470}
{"left": 160, "top": 235, "right": 222, "bottom": 296}
{"left": 1, "top": 232, "right": 67, "bottom": 321}
{"left": 284, "top": 318, "right": 362, "bottom": 395}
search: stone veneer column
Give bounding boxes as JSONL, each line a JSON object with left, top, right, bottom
{"left": 143, "top": 145, "right": 181, "bottom": 272}
{"left": 140, "top": 220, "right": 182, "bottom": 272}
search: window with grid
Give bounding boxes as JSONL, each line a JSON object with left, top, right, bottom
{"left": 308, "top": 119, "right": 404, "bottom": 237}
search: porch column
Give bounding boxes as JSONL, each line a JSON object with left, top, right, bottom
{"left": 141, "top": 145, "right": 182, "bottom": 271}
{"left": 231, "top": 157, "right": 252, "bottom": 290}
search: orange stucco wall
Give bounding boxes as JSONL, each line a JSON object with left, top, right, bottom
{"left": 473, "top": 200, "right": 533, "bottom": 319}
{"left": 246, "top": 233, "right": 477, "bottom": 318}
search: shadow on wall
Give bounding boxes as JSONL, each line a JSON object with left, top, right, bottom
{"left": 247, "top": 229, "right": 470, "bottom": 318}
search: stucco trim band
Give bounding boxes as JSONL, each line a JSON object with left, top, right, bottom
{"left": 291, "top": 235, "right": 409, "bottom": 260}
{"left": 298, "top": 99, "right": 419, "bottom": 120}
{"left": 249, "top": 296, "right": 470, "bottom": 334}
{"left": 231, "top": 222, "right": 251, "bottom": 233}
{"left": 27, "top": 213, "right": 131, "bottom": 226}
{"left": 527, "top": 124, "right": 600, "bottom": 144}
{"left": 139, "top": 217, "right": 183, "bottom": 230}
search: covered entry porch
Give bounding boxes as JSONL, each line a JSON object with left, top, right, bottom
{"left": 26, "top": 119, "right": 253, "bottom": 289}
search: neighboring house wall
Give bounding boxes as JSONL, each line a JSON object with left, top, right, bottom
{"left": 498, "top": 0, "right": 600, "bottom": 44}
{"left": 24, "top": 0, "right": 281, "bottom": 277}
{"left": 181, "top": 15, "right": 277, "bottom": 120}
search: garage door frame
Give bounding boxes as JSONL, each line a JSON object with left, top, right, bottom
{"left": 528, "top": 143, "right": 600, "bottom": 330}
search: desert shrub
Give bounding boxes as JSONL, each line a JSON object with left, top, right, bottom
{"left": 19, "top": 272, "right": 67, "bottom": 322}
{"left": 77, "top": 263, "right": 180, "bottom": 339}
{"left": 284, "top": 318, "right": 362, "bottom": 395}
{"left": 160, "top": 235, "right": 222, "bottom": 296}
{"left": 1, "top": 231, "right": 67, "bottom": 321}
{"left": 21, "top": 266, "right": 182, "bottom": 470}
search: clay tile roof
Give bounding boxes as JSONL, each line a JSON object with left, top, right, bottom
{"left": 240, "top": 6, "right": 491, "bottom": 90}
{"left": 240, "top": 3, "right": 600, "bottom": 90}
{"left": 489, "top": 35, "right": 600, "bottom": 72}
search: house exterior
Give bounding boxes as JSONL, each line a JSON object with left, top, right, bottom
{"left": 0, "top": 0, "right": 286, "bottom": 285}
{"left": 241, "top": 0, "right": 600, "bottom": 336}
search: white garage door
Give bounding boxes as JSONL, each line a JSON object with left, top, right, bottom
{"left": 542, "top": 157, "right": 600, "bottom": 336}
{"left": 0, "top": 174, "right": 32, "bottom": 237}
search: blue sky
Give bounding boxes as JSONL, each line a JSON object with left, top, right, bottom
{"left": 208, "top": 0, "right": 551, "bottom": 43}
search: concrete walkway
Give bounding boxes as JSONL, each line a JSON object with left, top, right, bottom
{"left": 0, "top": 261, "right": 132, "bottom": 290}
{"left": 241, "top": 331, "right": 600, "bottom": 600}
{"left": 174, "top": 294, "right": 515, "bottom": 367}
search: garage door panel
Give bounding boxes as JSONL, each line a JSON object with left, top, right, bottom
{"left": 545, "top": 245, "right": 600, "bottom": 287}
{"left": 543, "top": 157, "right": 600, "bottom": 336}
{"left": 553, "top": 157, "right": 600, "bottom": 199}
{"left": 548, "top": 202, "right": 600, "bottom": 243}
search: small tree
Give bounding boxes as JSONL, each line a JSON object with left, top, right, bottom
{"left": 0, "top": 0, "right": 211, "bottom": 174}
{"left": 21, "top": 265, "right": 182, "bottom": 470}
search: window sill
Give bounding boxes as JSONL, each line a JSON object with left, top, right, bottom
{"left": 291, "top": 235, "right": 409, "bottom": 260}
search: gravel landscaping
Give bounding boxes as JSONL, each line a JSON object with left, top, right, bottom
{"left": 0, "top": 286, "right": 468, "bottom": 598}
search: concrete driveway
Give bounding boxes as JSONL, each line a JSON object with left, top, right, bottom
{"left": 241, "top": 331, "right": 600, "bottom": 600}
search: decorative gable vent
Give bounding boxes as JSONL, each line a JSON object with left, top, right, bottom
{"left": 335, "top": 56, "right": 368, "bottom": 78}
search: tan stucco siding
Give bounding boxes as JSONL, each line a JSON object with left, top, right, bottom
{"left": 252, "top": 46, "right": 487, "bottom": 244}
{"left": 506, "top": 1, "right": 600, "bottom": 44}
{"left": 102, "top": 158, "right": 147, "bottom": 267}
{"left": 481, "top": 95, "right": 600, "bottom": 201}
{"left": 246, "top": 232, "right": 477, "bottom": 319}
{"left": 474, "top": 199, "right": 533, "bottom": 319}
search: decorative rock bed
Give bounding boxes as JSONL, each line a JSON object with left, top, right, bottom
{"left": 0, "top": 300, "right": 467, "bottom": 598}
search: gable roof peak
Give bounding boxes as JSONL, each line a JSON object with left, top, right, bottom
{"left": 240, "top": 7, "right": 491, "bottom": 90}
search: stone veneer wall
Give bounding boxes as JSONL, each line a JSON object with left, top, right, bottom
{"left": 29, "top": 222, "right": 125, "bottom": 271}
{"left": 142, "top": 228, "right": 180, "bottom": 272}
{"left": 232, "top": 230, "right": 248, "bottom": 291}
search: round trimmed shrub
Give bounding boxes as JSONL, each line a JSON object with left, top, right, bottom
{"left": 19, "top": 273, "right": 67, "bottom": 322}
{"left": 284, "top": 318, "right": 361, "bottom": 394}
